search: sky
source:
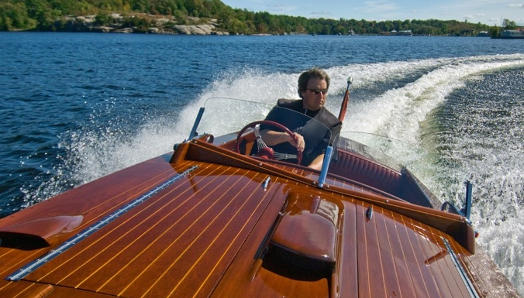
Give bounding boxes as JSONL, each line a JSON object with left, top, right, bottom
{"left": 220, "top": 0, "right": 524, "bottom": 26}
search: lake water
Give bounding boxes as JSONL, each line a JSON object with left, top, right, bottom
{"left": 0, "top": 32, "right": 523, "bottom": 294}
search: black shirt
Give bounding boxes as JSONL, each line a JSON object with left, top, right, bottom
{"left": 263, "top": 99, "right": 342, "bottom": 166}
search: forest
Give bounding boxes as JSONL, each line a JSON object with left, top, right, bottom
{"left": 0, "top": 0, "right": 517, "bottom": 36}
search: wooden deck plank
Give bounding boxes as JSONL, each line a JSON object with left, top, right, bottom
{"left": 433, "top": 230, "right": 472, "bottom": 298}
{"left": 23, "top": 163, "right": 210, "bottom": 284}
{"left": 403, "top": 217, "right": 444, "bottom": 297}
{"left": 415, "top": 222, "right": 463, "bottom": 298}
{"left": 37, "top": 165, "right": 234, "bottom": 282}
{"left": 338, "top": 200, "right": 358, "bottom": 296}
{"left": 208, "top": 178, "right": 291, "bottom": 298}
{"left": 385, "top": 210, "right": 419, "bottom": 297}
{"left": 76, "top": 166, "right": 235, "bottom": 291}
{"left": 127, "top": 172, "right": 264, "bottom": 297}
{"left": 176, "top": 176, "right": 279, "bottom": 297}
{"left": 356, "top": 202, "right": 386, "bottom": 297}
{"left": 394, "top": 212, "right": 435, "bottom": 297}
{"left": 0, "top": 281, "right": 53, "bottom": 298}
{"left": 374, "top": 206, "right": 405, "bottom": 297}
{"left": 21, "top": 163, "right": 285, "bottom": 297}
{"left": 353, "top": 203, "right": 478, "bottom": 298}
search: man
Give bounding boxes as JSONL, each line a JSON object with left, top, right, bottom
{"left": 261, "top": 68, "right": 342, "bottom": 170}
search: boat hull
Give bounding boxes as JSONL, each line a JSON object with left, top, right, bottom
{"left": 0, "top": 139, "right": 519, "bottom": 297}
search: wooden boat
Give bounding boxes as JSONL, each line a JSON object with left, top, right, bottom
{"left": 0, "top": 97, "right": 519, "bottom": 297}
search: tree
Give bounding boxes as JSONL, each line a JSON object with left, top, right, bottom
{"left": 502, "top": 19, "right": 517, "bottom": 29}
{"left": 489, "top": 26, "right": 500, "bottom": 38}
{"left": 0, "top": 0, "right": 496, "bottom": 35}
{"left": 0, "top": 2, "right": 36, "bottom": 30}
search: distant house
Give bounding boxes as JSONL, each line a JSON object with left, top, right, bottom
{"left": 477, "top": 31, "right": 489, "bottom": 37}
{"left": 501, "top": 29, "right": 524, "bottom": 39}
{"left": 391, "top": 29, "right": 413, "bottom": 36}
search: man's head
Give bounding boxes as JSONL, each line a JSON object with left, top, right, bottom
{"left": 298, "top": 68, "right": 330, "bottom": 111}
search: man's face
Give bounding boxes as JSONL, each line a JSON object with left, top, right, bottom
{"left": 301, "top": 78, "right": 328, "bottom": 111}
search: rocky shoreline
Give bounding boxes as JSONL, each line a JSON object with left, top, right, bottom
{"left": 63, "top": 14, "right": 230, "bottom": 35}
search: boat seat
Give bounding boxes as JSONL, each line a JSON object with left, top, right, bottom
{"left": 329, "top": 149, "right": 401, "bottom": 194}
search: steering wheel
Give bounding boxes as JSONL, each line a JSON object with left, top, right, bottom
{"left": 236, "top": 120, "right": 302, "bottom": 165}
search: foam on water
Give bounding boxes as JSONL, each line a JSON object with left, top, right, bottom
{"left": 30, "top": 54, "right": 524, "bottom": 295}
{"left": 431, "top": 67, "right": 524, "bottom": 294}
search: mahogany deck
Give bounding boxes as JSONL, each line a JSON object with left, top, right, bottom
{"left": 0, "top": 140, "right": 519, "bottom": 297}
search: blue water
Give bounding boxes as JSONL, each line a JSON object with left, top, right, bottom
{"left": 1, "top": 32, "right": 523, "bottom": 294}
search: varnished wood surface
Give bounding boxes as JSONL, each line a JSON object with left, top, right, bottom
{"left": 0, "top": 140, "right": 519, "bottom": 297}
{"left": 20, "top": 162, "right": 281, "bottom": 297}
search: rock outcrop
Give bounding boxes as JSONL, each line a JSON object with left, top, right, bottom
{"left": 173, "top": 24, "right": 228, "bottom": 35}
{"left": 174, "top": 24, "right": 209, "bottom": 34}
{"left": 60, "top": 14, "right": 229, "bottom": 35}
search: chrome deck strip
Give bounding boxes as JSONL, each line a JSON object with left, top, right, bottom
{"left": 6, "top": 165, "right": 199, "bottom": 281}
{"left": 442, "top": 237, "right": 480, "bottom": 298}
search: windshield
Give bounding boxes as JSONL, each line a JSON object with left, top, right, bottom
{"left": 335, "top": 131, "right": 422, "bottom": 172}
{"left": 194, "top": 97, "right": 333, "bottom": 167}
{"left": 190, "top": 97, "right": 441, "bottom": 203}
{"left": 192, "top": 98, "right": 423, "bottom": 170}
{"left": 196, "top": 97, "right": 274, "bottom": 137}
{"left": 336, "top": 130, "right": 440, "bottom": 200}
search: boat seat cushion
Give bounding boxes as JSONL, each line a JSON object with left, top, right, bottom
{"left": 329, "top": 149, "right": 401, "bottom": 194}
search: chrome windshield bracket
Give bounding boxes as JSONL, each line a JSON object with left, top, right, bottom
{"left": 188, "top": 107, "right": 205, "bottom": 141}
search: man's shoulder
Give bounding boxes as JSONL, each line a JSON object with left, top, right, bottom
{"left": 319, "top": 107, "right": 342, "bottom": 126}
{"left": 277, "top": 98, "right": 302, "bottom": 109}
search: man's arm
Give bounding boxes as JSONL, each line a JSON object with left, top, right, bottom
{"left": 260, "top": 129, "right": 304, "bottom": 152}
{"left": 307, "top": 154, "right": 325, "bottom": 170}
